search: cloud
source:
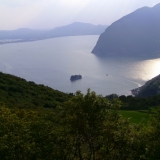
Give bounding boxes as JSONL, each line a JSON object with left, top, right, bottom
{"left": 0, "top": 0, "right": 160, "bottom": 30}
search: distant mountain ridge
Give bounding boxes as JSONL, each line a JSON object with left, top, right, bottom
{"left": 0, "top": 22, "right": 107, "bottom": 44}
{"left": 47, "top": 22, "right": 107, "bottom": 37}
{"left": 92, "top": 3, "right": 160, "bottom": 56}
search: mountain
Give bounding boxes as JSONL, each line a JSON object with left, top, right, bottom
{"left": 0, "top": 28, "right": 47, "bottom": 41}
{"left": 92, "top": 3, "right": 160, "bottom": 56}
{"left": 0, "top": 22, "right": 107, "bottom": 44}
{"left": 131, "top": 74, "right": 160, "bottom": 97}
{"left": 47, "top": 22, "right": 107, "bottom": 37}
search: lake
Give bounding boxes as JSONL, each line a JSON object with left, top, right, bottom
{"left": 0, "top": 35, "right": 160, "bottom": 96}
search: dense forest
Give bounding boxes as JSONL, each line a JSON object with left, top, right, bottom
{"left": 1, "top": 72, "right": 160, "bottom": 159}
{"left": 106, "top": 93, "right": 160, "bottom": 110}
{"left": 0, "top": 72, "right": 72, "bottom": 109}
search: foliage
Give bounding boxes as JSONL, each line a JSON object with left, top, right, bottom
{"left": 55, "top": 90, "right": 149, "bottom": 159}
{"left": 0, "top": 103, "right": 60, "bottom": 159}
{"left": 0, "top": 72, "right": 72, "bottom": 108}
{"left": 107, "top": 94, "right": 160, "bottom": 110}
{"left": 1, "top": 71, "right": 160, "bottom": 159}
{"left": 0, "top": 89, "right": 155, "bottom": 160}
{"left": 147, "top": 108, "right": 160, "bottom": 159}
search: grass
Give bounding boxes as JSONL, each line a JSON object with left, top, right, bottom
{"left": 119, "top": 110, "right": 150, "bottom": 124}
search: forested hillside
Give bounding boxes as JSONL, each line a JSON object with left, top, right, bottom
{"left": 0, "top": 72, "right": 72, "bottom": 108}
{"left": 1, "top": 72, "right": 160, "bottom": 159}
{"left": 131, "top": 74, "right": 160, "bottom": 97}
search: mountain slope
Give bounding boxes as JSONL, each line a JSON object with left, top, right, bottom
{"left": 0, "top": 72, "right": 72, "bottom": 108}
{"left": 47, "top": 22, "right": 107, "bottom": 37}
{"left": 92, "top": 3, "right": 160, "bottom": 56}
{"left": 132, "top": 74, "right": 160, "bottom": 97}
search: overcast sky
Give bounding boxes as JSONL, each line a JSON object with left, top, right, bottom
{"left": 0, "top": 0, "right": 160, "bottom": 30}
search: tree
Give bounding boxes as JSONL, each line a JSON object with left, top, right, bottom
{"left": 56, "top": 89, "right": 146, "bottom": 159}
{"left": 146, "top": 108, "right": 160, "bottom": 159}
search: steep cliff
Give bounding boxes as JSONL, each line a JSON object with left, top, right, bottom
{"left": 92, "top": 3, "right": 160, "bottom": 56}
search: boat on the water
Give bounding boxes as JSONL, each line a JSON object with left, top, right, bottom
{"left": 70, "top": 75, "right": 82, "bottom": 81}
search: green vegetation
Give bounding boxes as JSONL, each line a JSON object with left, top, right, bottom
{"left": 1, "top": 72, "right": 160, "bottom": 159}
{"left": 119, "top": 110, "right": 149, "bottom": 124}
{"left": 0, "top": 72, "right": 72, "bottom": 108}
{"left": 118, "top": 94, "right": 160, "bottom": 110}
{"left": 132, "top": 74, "right": 160, "bottom": 97}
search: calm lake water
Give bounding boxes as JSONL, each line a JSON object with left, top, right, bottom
{"left": 0, "top": 35, "right": 160, "bottom": 96}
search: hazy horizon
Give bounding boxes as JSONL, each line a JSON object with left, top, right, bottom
{"left": 1, "top": 0, "right": 160, "bottom": 30}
